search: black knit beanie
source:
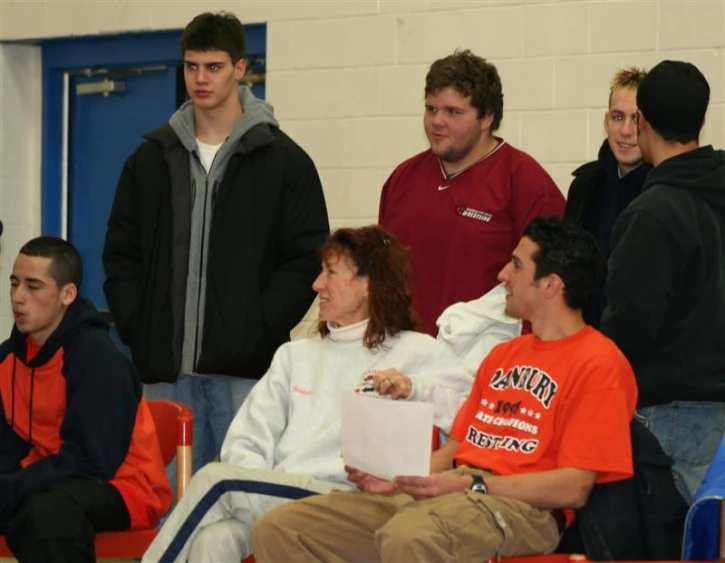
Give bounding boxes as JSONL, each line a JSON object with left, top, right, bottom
{"left": 636, "top": 60, "right": 710, "bottom": 135}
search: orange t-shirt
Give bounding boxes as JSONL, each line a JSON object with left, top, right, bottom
{"left": 451, "top": 326, "right": 637, "bottom": 484}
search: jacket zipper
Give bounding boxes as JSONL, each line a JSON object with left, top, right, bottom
{"left": 192, "top": 151, "right": 211, "bottom": 372}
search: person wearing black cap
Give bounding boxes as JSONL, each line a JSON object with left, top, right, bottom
{"left": 600, "top": 60, "right": 725, "bottom": 504}
{"left": 564, "top": 67, "right": 651, "bottom": 328}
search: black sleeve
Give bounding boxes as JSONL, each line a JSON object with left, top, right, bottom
{"left": 564, "top": 163, "right": 603, "bottom": 227}
{"left": 260, "top": 149, "right": 330, "bottom": 334}
{"left": 600, "top": 209, "right": 685, "bottom": 365}
{"left": 0, "top": 411, "right": 29, "bottom": 476}
{"left": 563, "top": 177, "right": 582, "bottom": 224}
{"left": 0, "top": 333, "right": 140, "bottom": 511}
{"left": 564, "top": 172, "right": 596, "bottom": 226}
{"left": 102, "top": 154, "right": 143, "bottom": 345}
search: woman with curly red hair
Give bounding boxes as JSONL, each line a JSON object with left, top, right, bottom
{"left": 143, "top": 225, "right": 471, "bottom": 563}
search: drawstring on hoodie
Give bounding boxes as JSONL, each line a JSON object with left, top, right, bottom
{"left": 28, "top": 367, "right": 35, "bottom": 447}
{"left": 10, "top": 355, "right": 16, "bottom": 432}
{"left": 10, "top": 352, "right": 37, "bottom": 450}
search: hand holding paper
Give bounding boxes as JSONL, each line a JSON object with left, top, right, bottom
{"left": 341, "top": 392, "right": 433, "bottom": 482}
{"left": 345, "top": 466, "right": 398, "bottom": 495}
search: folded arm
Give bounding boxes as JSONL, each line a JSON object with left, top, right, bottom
{"left": 0, "top": 334, "right": 141, "bottom": 512}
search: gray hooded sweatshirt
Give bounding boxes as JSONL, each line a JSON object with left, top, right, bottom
{"left": 168, "top": 85, "right": 279, "bottom": 376}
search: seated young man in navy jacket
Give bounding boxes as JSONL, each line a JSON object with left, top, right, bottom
{"left": 0, "top": 237, "right": 171, "bottom": 562}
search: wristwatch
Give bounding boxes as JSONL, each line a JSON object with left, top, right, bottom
{"left": 470, "top": 474, "right": 488, "bottom": 494}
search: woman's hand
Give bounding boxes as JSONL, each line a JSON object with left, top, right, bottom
{"left": 373, "top": 369, "right": 412, "bottom": 399}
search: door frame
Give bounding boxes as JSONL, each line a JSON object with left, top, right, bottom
{"left": 41, "top": 25, "right": 266, "bottom": 236}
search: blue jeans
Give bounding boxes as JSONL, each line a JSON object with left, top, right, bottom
{"left": 635, "top": 402, "right": 725, "bottom": 505}
{"left": 144, "top": 375, "right": 258, "bottom": 502}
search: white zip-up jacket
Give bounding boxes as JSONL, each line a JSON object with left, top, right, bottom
{"left": 221, "top": 320, "right": 472, "bottom": 487}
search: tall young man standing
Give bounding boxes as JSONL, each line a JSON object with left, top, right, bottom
{"left": 103, "top": 12, "right": 329, "bottom": 474}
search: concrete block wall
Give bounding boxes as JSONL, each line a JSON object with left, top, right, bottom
{"left": 0, "top": 0, "right": 724, "bottom": 340}
{"left": 0, "top": 40, "right": 42, "bottom": 339}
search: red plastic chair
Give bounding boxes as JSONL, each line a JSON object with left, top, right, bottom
{"left": 0, "top": 399, "right": 193, "bottom": 560}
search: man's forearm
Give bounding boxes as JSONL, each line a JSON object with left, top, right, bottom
{"left": 485, "top": 467, "right": 597, "bottom": 509}
{"left": 430, "top": 440, "right": 458, "bottom": 473}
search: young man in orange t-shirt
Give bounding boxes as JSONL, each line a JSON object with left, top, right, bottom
{"left": 252, "top": 217, "right": 637, "bottom": 562}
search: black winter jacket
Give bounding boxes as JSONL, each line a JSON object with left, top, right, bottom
{"left": 103, "top": 123, "right": 329, "bottom": 384}
{"left": 564, "top": 141, "right": 650, "bottom": 327}
{"left": 565, "top": 141, "right": 650, "bottom": 229}
{"left": 564, "top": 158, "right": 605, "bottom": 227}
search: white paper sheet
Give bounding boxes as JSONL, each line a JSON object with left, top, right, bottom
{"left": 341, "top": 392, "right": 434, "bottom": 481}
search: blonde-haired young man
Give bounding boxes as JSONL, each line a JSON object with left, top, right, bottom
{"left": 564, "top": 67, "right": 650, "bottom": 328}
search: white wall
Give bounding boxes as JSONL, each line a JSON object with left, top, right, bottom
{"left": 0, "top": 41, "right": 42, "bottom": 339}
{"left": 0, "top": 0, "right": 724, "bottom": 339}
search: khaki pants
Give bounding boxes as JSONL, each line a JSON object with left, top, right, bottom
{"left": 253, "top": 467, "right": 561, "bottom": 563}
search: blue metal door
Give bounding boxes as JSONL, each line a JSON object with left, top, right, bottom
{"left": 68, "top": 69, "right": 177, "bottom": 312}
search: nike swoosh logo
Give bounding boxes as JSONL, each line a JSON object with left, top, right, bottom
{"left": 438, "top": 185, "right": 450, "bottom": 191}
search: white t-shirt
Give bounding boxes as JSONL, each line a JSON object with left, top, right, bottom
{"left": 197, "top": 139, "right": 224, "bottom": 174}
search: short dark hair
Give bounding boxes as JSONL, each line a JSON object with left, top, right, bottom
{"left": 523, "top": 217, "right": 599, "bottom": 311}
{"left": 636, "top": 60, "right": 710, "bottom": 144}
{"left": 317, "top": 226, "right": 417, "bottom": 349}
{"left": 425, "top": 49, "right": 504, "bottom": 131}
{"left": 180, "top": 12, "right": 247, "bottom": 63}
{"left": 19, "top": 237, "right": 83, "bottom": 289}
